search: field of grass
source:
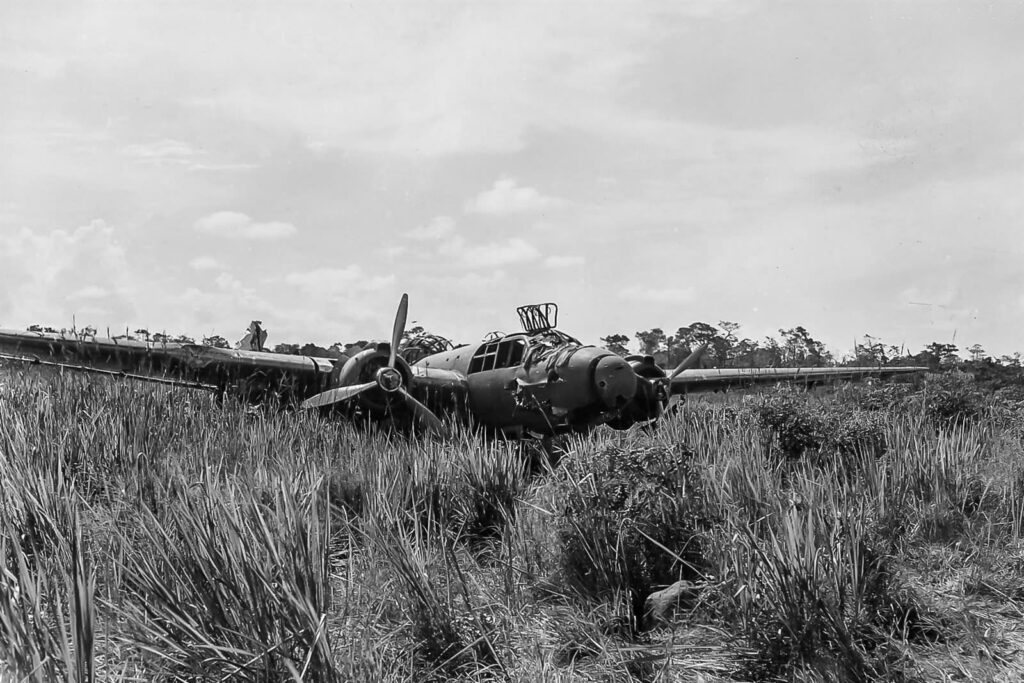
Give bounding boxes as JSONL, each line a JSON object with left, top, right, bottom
{"left": 1, "top": 367, "right": 1023, "bottom": 681}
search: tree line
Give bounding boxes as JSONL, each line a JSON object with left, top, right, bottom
{"left": 600, "top": 322, "right": 1021, "bottom": 373}
{"left": 25, "top": 321, "right": 1022, "bottom": 377}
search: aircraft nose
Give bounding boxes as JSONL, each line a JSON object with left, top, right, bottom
{"left": 594, "top": 355, "right": 637, "bottom": 408}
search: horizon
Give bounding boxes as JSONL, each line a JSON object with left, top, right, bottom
{"left": 3, "top": 308, "right": 1000, "bottom": 363}
{"left": 3, "top": 3, "right": 1022, "bottom": 358}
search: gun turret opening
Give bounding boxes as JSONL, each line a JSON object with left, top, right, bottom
{"left": 517, "top": 303, "right": 558, "bottom": 333}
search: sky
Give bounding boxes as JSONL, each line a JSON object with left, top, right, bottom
{"left": 2, "top": 1, "right": 1023, "bottom": 358}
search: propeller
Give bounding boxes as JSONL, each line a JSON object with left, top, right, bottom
{"left": 668, "top": 342, "right": 709, "bottom": 380}
{"left": 300, "top": 293, "right": 446, "bottom": 434}
{"left": 389, "top": 293, "right": 408, "bottom": 369}
{"left": 300, "top": 381, "right": 376, "bottom": 410}
{"left": 399, "top": 388, "right": 445, "bottom": 433}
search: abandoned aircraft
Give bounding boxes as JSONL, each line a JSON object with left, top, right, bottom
{"left": 0, "top": 295, "right": 924, "bottom": 437}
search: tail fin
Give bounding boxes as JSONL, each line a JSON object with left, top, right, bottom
{"left": 236, "top": 321, "right": 268, "bottom": 351}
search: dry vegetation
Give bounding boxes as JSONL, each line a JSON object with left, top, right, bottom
{"left": 2, "top": 367, "right": 1024, "bottom": 681}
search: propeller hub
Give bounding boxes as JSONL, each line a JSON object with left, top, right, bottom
{"left": 376, "top": 366, "right": 403, "bottom": 393}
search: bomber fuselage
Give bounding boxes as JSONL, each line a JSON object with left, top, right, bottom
{"left": 411, "top": 329, "right": 636, "bottom": 436}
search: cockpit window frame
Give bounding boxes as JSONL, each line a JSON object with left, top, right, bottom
{"left": 468, "top": 336, "right": 527, "bottom": 374}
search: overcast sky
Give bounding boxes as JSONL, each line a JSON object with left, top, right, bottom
{"left": 2, "top": 1, "right": 1022, "bottom": 357}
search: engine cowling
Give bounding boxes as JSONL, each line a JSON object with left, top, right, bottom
{"left": 605, "top": 355, "right": 668, "bottom": 430}
{"left": 332, "top": 345, "right": 414, "bottom": 415}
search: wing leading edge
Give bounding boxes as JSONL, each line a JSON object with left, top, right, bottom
{"left": 0, "top": 328, "right": 336, "bottom": 399}
{"left": 670, "top": 366, "right": 926, "bottom": 394}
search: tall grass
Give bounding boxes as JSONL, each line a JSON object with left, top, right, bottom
{"left": 1, "top": 366, "right": 1023, "bottom": 680}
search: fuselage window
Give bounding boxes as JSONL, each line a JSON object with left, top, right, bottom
{"left": 469, "top": 338, "right": 526, "bottom": 373}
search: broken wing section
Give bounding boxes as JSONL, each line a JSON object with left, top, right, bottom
{"left": 0, "top": 328, "right": 334, "bottom": 402}
{"left": 669, "top": 366, "right": 926, "bottom": 395}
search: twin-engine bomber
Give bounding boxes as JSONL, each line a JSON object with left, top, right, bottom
{"left": 0, "top": 295, "right": 924, "bottom": 437}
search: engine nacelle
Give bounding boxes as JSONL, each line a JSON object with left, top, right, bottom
{"left": 332, "top": 345, "right": 414, "bottom": 415}
{"left": 605, "top": 355, "right": 669, "bottom": 430}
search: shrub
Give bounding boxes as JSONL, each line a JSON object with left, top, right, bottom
{"left": 554, "top": 443, "right": 714, "bottom": 630}
{"left": 917, "top": 373, "right": 986, "bottom": 425}
{"left": 838, "top": 383, "right": 916, "bottom": 412}
{"left": 747, "top": 390, "right": 888, "bottom": 460}
{"left": 747, "top": 391, "right": 823, "bottom": 458}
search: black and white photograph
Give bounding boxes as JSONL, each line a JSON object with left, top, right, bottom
{"left": 2, "top": 1, "right": 1023, "bottom": 680}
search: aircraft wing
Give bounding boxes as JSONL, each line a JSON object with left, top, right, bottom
{"left": 0, "top": 328, "right": 336, "bottom": 399}
{"left": 669, "top": 365, "right": 926, "bottom": 395}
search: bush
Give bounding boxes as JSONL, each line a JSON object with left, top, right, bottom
{"left": 918, "top": 373, "right": 986, "bottom": 424}
{"left": 747, "top": 390, "right": 888, "bottom": 460}
{"left": 554, "top": 443, "right": 714, "bottom": 630}
{"left": 838, "top": 383, "right": 916, "bottom": 412}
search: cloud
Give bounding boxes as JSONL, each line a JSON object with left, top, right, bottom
{"left": 174, "top": 274, "right": 275, "bottom": 332}
{"left": 380, "top": 245, "right": 407, "bottom": 260}
{"left": 406, "top": 215, "right": 455, "bottom": 241}
{"left": 121, "top": 138, "right": 203, "bottom": 165}
{"left": 544, "top": 255, "right": 584, "bottom": 268}
{"left": 68, "top": 285, "right": 109, "bottom": 300}
{"left": 193, "top": 211, "right": 297, "bottom": 240}
{"left": 187, "top": 163, "right": 258, "bottom": 172}
{"left": 618, "top": 285, "right": 697, "bottom": 304}
{"left": 284, "top": 266, "right": 362, "bottom": 294}
{"left": 464, "top": 178, "right": 567, "bottom": 215}
{"left": 438, "top": 236, "right": 540, "bottom": 268}
{"left": 284, "top": 266, "right": 394, "bottom": 296}
{"left": 0, "top": 220, "right": 135, "bottom": 324}
{"left": 417, "top": 269, "right": 508, "bottom": 290}
{"left": 189, "top": 255, "right": 222, "bottom": 270}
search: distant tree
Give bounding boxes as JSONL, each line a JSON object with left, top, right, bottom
{"left": 600, "top": 333, "right": 631, "bottom": 356}
{"left": 327, "top": 343, "right": 349, "bottom": 359}
{"left": 779, "top": 326, "right": 830, "bottom": 367}
{"left": 299, "top": 343, "right": 330, "bottom": 357}
{"left": 685, "top": 322, "right": 720, "bottom": 346}
{"left": 730, "top": 338, "right": 763, "bottom": 368}
{"left": 967, "top": 344, "right": 986, "bottom": 362}
{"left": 151, "top": 332, "right": 170, "bottom": 344}
{"left": 671, "top": 321, "right": 732, "bottom": 367}
{"left": 855, "top": 334, "right": 889, "bottom": 365}
{"left": 273, "top": 343, "right": 301, "bottom": 355}
{"left": 401, "top": 325, "right": 426, "bottom": 343}
{"left": 202, "top": 334, "right": 230, "bottom": 349}
{"left": 344, "top": 341, "right": 370, "bottom": 354}
{"left": 172, "top": 334, "right": 195, "bottom": 344}
{"left": 28, "top": 324, "right": 43, "bottom": 332}
{"left": 134, "top": 328, "right": 151, "bottom": 342}
{"left": 915, "top": 342, "right": 959, "bottom": 370}
{"left": 999, "top": 352, "right": 1022, "bottom": 368}
{"left": 759, "top": 336, "right": 784, "bottom": 367}
{"left": 635, "top": 328, "right": 666, "bottom": 356}
{"left": 716, "top": 321, "right": 741, "bottom": 365}
{"left": 718, "top": 321, "right": 741, "bottom": 343}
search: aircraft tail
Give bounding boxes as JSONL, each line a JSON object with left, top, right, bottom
{"left": 236, "top": 321, "right": 268, "bottom": 351}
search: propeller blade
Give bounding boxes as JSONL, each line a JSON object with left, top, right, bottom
{"left": 301, "top": 381, "right": 376, "bottom": 410}
{"left": 389, "top": 293, "right": 409, "bottom": 369}
{"left": 399, "top": 388, "right": 446, "bottom": 434}
{"left": 669, "top": 342, "right": 709, "bottom": 380}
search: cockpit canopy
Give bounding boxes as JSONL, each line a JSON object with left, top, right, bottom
{"left": 469, "top": 336, "right": 526, "bottom": 373}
